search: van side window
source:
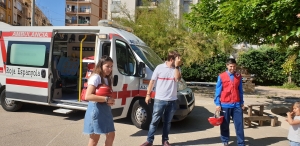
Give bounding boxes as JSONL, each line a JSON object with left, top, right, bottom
{"left": 7, "top": 41, "right": 50, "bottom": 68}
{"left": 115, "top": 40, "right": 136, "bottom": 76}
{"left": 102, "top": 42, "right": 111, "bottom": 56}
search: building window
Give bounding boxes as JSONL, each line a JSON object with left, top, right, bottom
{"left": 8, "top": 0, "right": 10, "bottom": 9}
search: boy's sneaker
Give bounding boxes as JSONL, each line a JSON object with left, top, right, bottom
{"left": 162, "top": 141, "right": 171, "bottom": 146}
{"left": 140, "top": 141, "right": 153, "bottom": 146}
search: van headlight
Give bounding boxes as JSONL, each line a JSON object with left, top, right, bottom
{"left": 178, "top": 78, "right": 187, "bottom": 91}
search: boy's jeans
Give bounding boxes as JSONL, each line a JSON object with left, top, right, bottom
{"left": 220, "top": 107, "right": 245, "bottom": 146}
{"left": 147, "top": 99, "right": 177, "bottom": 144}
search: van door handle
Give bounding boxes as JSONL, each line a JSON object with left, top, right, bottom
{"left": 41, "top": 69, "right": 46, "bottom": 78}
{"left": 113, "top": 75, "right": 118, "bottom": 86}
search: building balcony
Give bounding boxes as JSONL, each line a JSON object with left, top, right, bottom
{"left": 66, "top": 0, "right": 92, "bottom": 4}
{"left": 65, "top": 19, "right": 90, "bottom": 26}
{"left": 0, "top": 18, "right": 5, "bottom": 22}
{"left": 66, "top": 8, "right": 91, "bottom": 14}
{"left": 0, "top": 2, "right": 6, "bottom": 9}
{"left": 79, "top": 8, "right": 91, "bottom": 13}
{"left": 17, "top": 9, "right": 23, "bottom": 16}
{"left": 13, "top": 22, "right": 21, "bottom": 26}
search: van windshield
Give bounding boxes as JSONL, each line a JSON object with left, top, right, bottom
{"left": 130, "top": 45, "right": 163, "bottom": 71}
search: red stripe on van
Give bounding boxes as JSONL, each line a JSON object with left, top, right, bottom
{"left": 109, "top": 33, "right": 122, "bottom": 39}
{"left": 0, "top": 35, "right": 7, "bottom": 73}
{"left": 6, "top": 78, "right": 48, "bottom": 88}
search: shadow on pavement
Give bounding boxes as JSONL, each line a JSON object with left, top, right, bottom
{"left": 170, "top": 136, "right": 287, "bottom": 146}
{"left": 18, "top": 103, "right": 85, "bottom": 121}
{"left": 126, "top": 105, "right": 214, "bottom": 137}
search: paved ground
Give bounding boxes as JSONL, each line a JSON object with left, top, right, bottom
{"left": 1, "top": 86, "right": 297, "bottom": 146}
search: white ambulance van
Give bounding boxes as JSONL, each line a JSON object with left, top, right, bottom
{"left": 0, "top": 20, "right": 195, "bottom": 129}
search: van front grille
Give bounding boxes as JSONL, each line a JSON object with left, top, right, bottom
{"left": 185, "top": 92, "right": 193, "bottom": 103}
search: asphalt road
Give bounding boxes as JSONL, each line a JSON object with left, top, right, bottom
{"left": 0, "top": 95, "right": 290, "bottom": 146}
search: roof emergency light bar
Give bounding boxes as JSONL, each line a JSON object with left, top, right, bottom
{"left": 98, "top": 20, "right": 133, "bottom": 33}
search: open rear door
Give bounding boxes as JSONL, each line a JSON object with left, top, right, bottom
{"left": 49, "top": 29, "right": 100, "bottom": 103}
{"left": 5, "top": 36, "right": 52, "bottom": 103}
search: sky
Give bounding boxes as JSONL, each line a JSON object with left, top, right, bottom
{"left": 36, "top": 0, "right": 65, "bottom": 26}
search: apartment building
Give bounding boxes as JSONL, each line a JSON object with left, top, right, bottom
{"left": 12, "top": 0, "right": 52, "bottom": 26}
{"left": 65, "top": 0, "right": 108, "bottom": 26}
{"left": 0, "top": 0, "right": 13, "bottom": 24}
{"left": 108, "top": 0, "right": 199, "bottom": 20}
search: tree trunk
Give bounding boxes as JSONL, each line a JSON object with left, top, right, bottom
{"left": 288, "top": 71, "right": 292, "bottom": 83}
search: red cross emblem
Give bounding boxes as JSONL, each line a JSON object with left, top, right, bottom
{"left": 118, "top": 84, "right": 131, "bottom": 105}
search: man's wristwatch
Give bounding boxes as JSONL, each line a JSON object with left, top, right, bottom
{"left": 175, "top": 66, "right": 180, "bottom": 69}
{"left": 105, "top": 96, "right": 110, "bottom": 103}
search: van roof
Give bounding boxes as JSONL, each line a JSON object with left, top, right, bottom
{"left": 0, "top": 25, "right": 147, "bottom": 47}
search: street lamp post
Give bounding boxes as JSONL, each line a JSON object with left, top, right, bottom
{"left": 31, "top": 0, "right": 35, "bottom": 26}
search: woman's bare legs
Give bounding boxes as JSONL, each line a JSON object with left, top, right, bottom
{"left": 88, "top": 134, "right": 100, "bottom": 146}
{"left": 104, "top": 132, "right": 115, "bottom": 146}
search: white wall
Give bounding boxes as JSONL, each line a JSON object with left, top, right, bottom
{"left": 107, "top": 0, "right": 137, "bottom": 20}
{"left": 107, "top": 0, "right": 200, "bottom": 20}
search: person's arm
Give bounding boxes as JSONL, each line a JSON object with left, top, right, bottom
{"left": 238, "top": 77, "right": 244, "bottom": 106}
{"left": 174, "top": 56, "right": 182, "bottom": 82}
{"left": 145, "top": 66, "right": 159, "bottom": 104}
{"left": 214, "top": 76, "right": 222, "bottom": 110}
{"left": 145, "top": 80, "right": 156, "bottom": 104}
{"left": 85, "top": 84, "right": 107, "bottom": 102}
{"left": 85, "top": 75, "right": 114, "bottom": 104}
{"left": 286, "top": 112, "right": 300, "bottom": 125}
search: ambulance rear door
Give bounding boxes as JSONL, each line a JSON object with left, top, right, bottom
{"left": 5, "top": 31, "right": 52, "bottom": 103}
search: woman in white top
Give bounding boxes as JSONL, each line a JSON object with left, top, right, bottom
{"left": 286, "top": 102, "right": 300, "bottom": 146}
{"left": 83, "top": 55, "right": 115, "bottom": 146}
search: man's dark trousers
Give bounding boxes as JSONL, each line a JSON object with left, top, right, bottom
{"left": 220, "top": 107, "right": 245, "bottom": 146}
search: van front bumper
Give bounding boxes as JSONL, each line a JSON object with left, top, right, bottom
{"left": 172, "top": 87, "right": 195, "bottom": 121}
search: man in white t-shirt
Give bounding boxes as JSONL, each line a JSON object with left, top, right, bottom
{"left": 140, "top": 51, "right": 182, "bottom": 146}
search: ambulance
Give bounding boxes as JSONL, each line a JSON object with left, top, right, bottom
{"left": 0, "top": 20, "right": 195, "bottom": 130}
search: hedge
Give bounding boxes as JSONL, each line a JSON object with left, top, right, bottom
{"left": 182, "top": 46, "right": 300, "bottom": 86}
{"left": 181, "top": 53, "right": 229, "bottom": 82}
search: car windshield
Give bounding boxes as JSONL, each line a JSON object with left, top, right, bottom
{"left": 130, "top": 45, "right": 163, "bottom": 71}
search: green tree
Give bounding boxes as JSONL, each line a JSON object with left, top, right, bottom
{"left": 186, "top": 0, "right": 300, "bottom": 47}
{"left": 186, "top": 0, "right": 300, "bottom": 82}
{"left": 112, "top": 0, "right": 234, "bottom": 66}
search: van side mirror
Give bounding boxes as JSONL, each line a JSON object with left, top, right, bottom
{"left": 138, "top": 62, "right": 146, "bottom": 78}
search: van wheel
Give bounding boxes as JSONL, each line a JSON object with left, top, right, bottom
{"left": 0, "top": 90, "right": 23, "bottom": 112}
{"left": 131, "top": 99, "right": 152, "bottom": 130}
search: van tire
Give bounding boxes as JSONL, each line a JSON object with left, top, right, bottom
{"left": 131, "top": 99, "right": 152, "bottom": 130}
{"left": 0, "top": 90, "right": 23, "bottom": 112}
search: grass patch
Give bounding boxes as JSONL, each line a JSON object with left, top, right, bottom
{"left": 269, "top": 82, "right": 300, "bottom": 90}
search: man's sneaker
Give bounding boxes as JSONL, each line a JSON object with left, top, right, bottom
{"left": 162, "top": 141, "right": 171, "bottom": 146}
{"left": 140, "top": 141, "right": 153, "bottom": 146}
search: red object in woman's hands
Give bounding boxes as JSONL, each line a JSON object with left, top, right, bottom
{"left": 95, "top": 84, "right": 112, "bottom": 97}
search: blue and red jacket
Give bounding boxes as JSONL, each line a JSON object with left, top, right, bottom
{"left": 214, "top": 71, "right": 244, "bottom": 108}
